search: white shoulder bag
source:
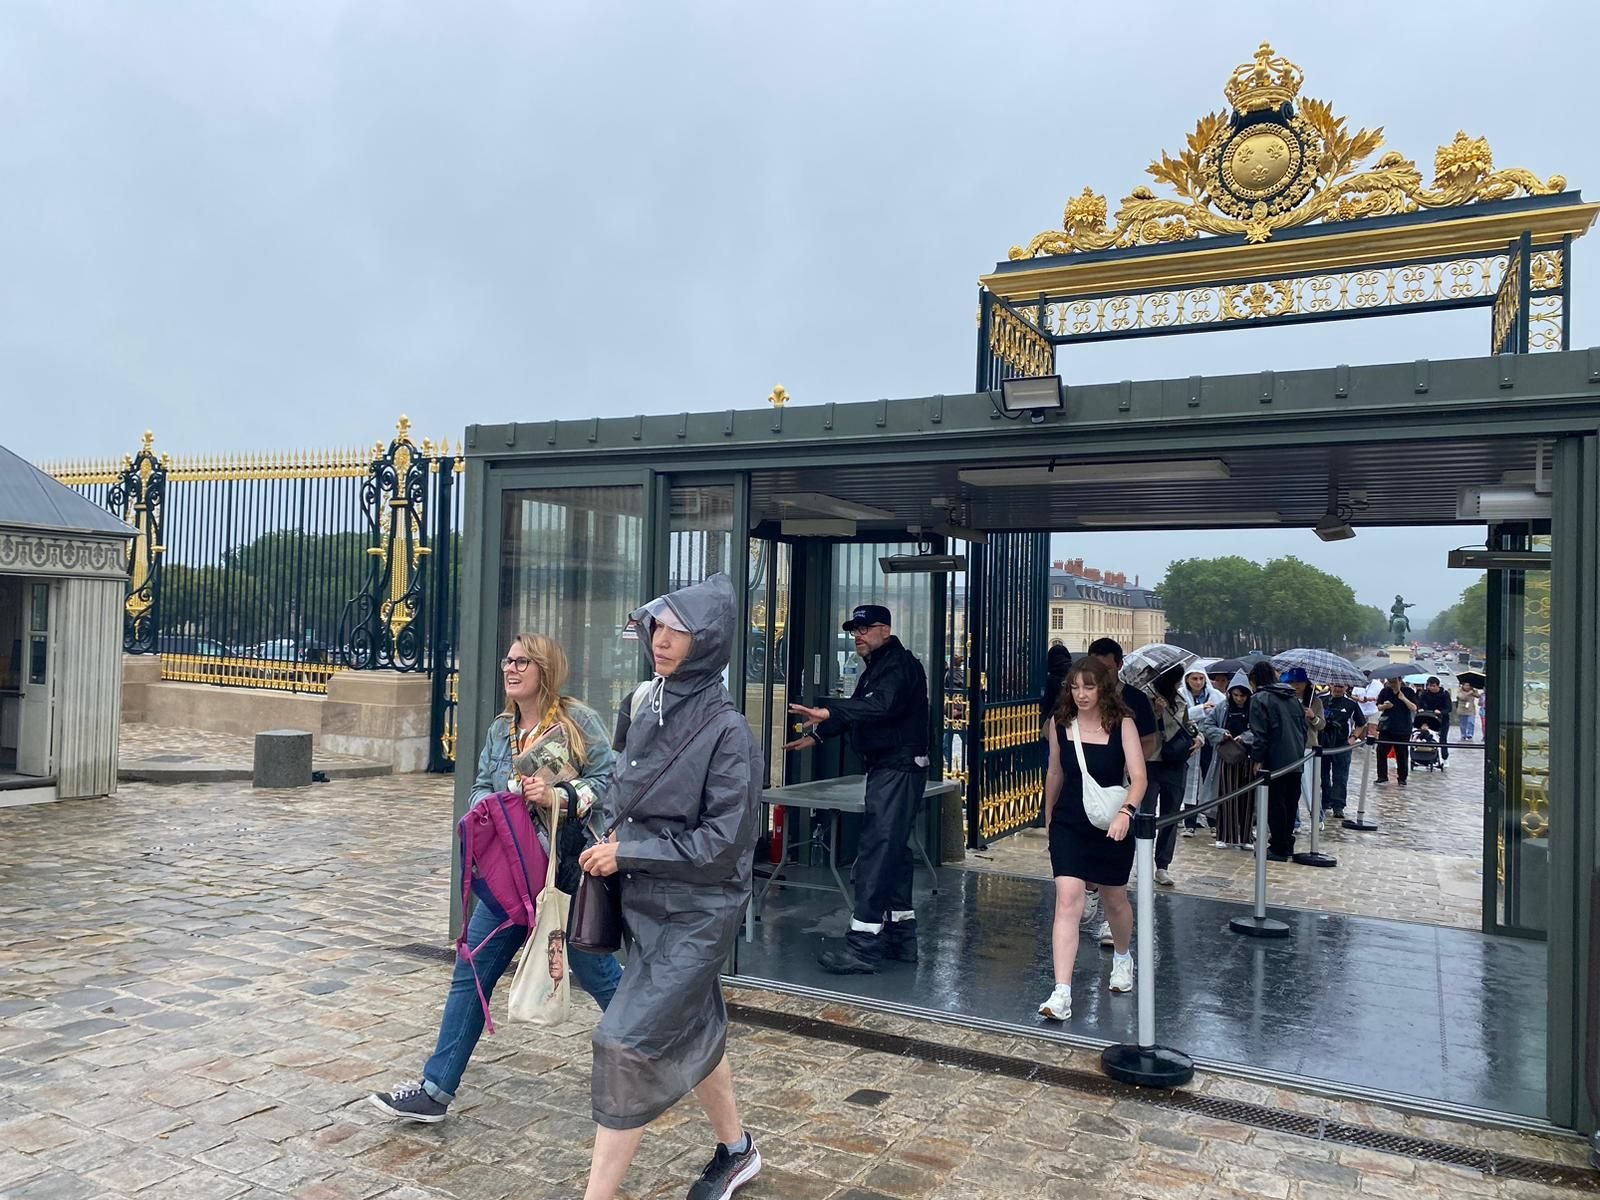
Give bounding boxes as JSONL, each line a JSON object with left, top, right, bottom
{"left": 1067, "top": 718, "right": 1130, "bottom": 832}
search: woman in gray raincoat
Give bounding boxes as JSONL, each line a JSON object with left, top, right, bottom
{"left": 577, "top": 573, "right": 763, "bottom": 1200}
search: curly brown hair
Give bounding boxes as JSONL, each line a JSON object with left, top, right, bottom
{"left": 1053, "top": 657, "right": 1131, "bottom": 734}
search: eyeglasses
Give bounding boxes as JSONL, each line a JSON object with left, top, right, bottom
{"left": 500, "top": 656, "right": 533, "bottom": 672}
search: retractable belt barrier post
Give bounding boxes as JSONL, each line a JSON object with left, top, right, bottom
{"left": 1101, "top": 806, "right": 1194, "bottom": 1089}
{"left": 1345, "top": 737, "right": 1378, "bottom": 832}
{"left": 1228, "top": 757, "right": 1305, "bottom": 938}
{"left": 1293, "top": 745, "right": 1345, "bottom": 869}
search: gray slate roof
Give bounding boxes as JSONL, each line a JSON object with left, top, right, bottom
{"left": 0, "top": 443, "right": 136, "bottom": 538}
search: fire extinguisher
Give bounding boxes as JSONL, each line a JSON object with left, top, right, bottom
{"left": 770, "top": 805, "right": 785, "bottom": 864}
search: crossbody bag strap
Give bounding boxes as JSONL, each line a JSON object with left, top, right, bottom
{"left": 603, "top": 708, "right": 728, "bottom": 838}
{"left": 543, "top": 781, "right": 560, "bottom": 894}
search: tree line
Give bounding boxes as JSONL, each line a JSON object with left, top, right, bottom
{"left": 1157, "top": 555, "right": 1390, "bottom": 656}
{"left": 1424, "top": 574, "right": 1487, "bottom": 648}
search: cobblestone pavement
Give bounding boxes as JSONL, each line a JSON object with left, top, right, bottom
{"left": 120, "top": 723, "right": 389, "bottom": 779}
{"left": 962, "top": 743, "right": 1486, "bottom": 930}
{"left": 2, "top": 772, "right": 1591, "bottom": 1200}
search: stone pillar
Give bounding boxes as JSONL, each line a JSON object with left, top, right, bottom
{"left": 121, "top": 653, "right": 162, "bottom": 724}
{"left": 321, "top": 670, "right": 433, "bottom": 773}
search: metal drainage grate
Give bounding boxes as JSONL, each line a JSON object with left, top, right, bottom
{"left": 396, "top": 941, "right": 456, "bottom": 963}
{"left": 725, "top": 1002, "right": 1599, "bottom": 1192}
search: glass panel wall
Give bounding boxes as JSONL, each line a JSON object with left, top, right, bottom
{"left": 499, "top": 485, "right": 645, "bottom": 722}
{"left": 1492, "top": 528, "right": 1552, "bottom": 935}
{"left": 829, "top": 541, "right": 938, "bottom": 699}
{"left": 747, "top": 537, "right": 791, "bottom": 788}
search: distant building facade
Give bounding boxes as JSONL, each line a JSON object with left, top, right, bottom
{"left": 1048, "top": 558, "right": 1166, "bottom": 651}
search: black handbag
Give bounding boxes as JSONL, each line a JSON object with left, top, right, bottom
{"left": 553, "top": 784, "right": 589, "bottom": 895}
{"left": 567, "top": 708, "right": 726, "bottom": 955}
{"left": 1159, "top": 710, "right": 1195, "bottom": 768}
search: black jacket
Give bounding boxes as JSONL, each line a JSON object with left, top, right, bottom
{"left": 1416, "top": 687, "right": 1452, "bottom": 732}
{"left": 815, "top": 635, "right": 930, "bottom": 770}
{"left": 1320, "top": 695, "right": 1365, "bottom": 748}
{"left": 1248, "top": 683, "right": 1308, "bottom": 770}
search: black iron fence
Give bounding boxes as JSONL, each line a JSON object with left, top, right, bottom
{"left": 42, "top": 417, "right": 463, "bottom": 770}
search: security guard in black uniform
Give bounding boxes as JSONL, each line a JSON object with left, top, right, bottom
{"left": 787, "top": 604, "right": 930, "bottom": 974}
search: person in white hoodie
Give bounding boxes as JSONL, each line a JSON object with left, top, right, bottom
{"left": 1179, "top": 668, "right": 1225, "bottom": 837}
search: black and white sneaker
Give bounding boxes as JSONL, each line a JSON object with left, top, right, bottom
{"left": 686, "top": 1135, "right": 762, "bottom": 1200}
{"left": 369, "top": 1080, "right": 448, "bottom": 1123}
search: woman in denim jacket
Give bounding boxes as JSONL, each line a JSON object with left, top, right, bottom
{"left": 369, "top": 632, "right": 623, "bottom": 1123}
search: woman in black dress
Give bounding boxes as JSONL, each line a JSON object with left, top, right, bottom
{"left": 1039, "top": 658, "right": 1148, "bottom": 1021}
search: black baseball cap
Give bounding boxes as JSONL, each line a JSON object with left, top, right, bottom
{"left": 843, "top": 604, "right": 892, "bottom": 632}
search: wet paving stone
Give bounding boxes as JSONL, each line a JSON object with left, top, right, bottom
{"left": 0, "top": 748, "right": 1589, "bottom": 1199}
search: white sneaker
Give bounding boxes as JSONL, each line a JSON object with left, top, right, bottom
{"left": 1079, "top": 890, "right": 1103, "bottom": 929}
{"left": 1155, "top": 868, "right": 1175, "bottom": 887}
{"left": 1038, "top": 984, "right": 1072, "bottom": 1021}
{"left": 1109, "top": 956, "right": 1134, "bottom": 993}
{"left": 1094, "top": 920, "right": 1114, "bottom": 949}
{"left": 1180, "top": 827, "right": 1195, "bottom": 838}
{"left": 1214, "top": 840, "right": 1229, "bottom": 849}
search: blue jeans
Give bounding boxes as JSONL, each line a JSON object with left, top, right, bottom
{"left": 1319, "top": 751, "right": 1352, "bottom": 813}
{"left": 1459, "top": 714, "right": 1476, "bottom": 741}
{"left": 421, "top": 900, "right": 622, "bottom": 1103}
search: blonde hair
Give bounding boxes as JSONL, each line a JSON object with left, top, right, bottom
{"left": 500, "top": 632, "right": 588, "bottom": 768}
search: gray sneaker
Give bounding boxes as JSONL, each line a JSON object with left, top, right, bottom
{"left": 1079, "top": 890, "right": 1103, "bottom": 929}
{"left": 687, "top": 1135, "right": 762, "bottom": 1200}
{"left": 369, "top": 1080, "right": 448, "bottom": 1123}
{"left": 1093, "top": 920, "right": 1114, "bottom": 949}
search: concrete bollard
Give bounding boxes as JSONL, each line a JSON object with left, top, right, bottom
{"left": 253, "top": 729, "right": 313, "bottom": 789}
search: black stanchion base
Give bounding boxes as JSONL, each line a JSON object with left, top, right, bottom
{"left": 1228, "top": 914, "right": 1291, "bottom": 938}
{"left": 1342, "top": 818, "right": 1379, "bottom": 831}
{"left": 1292, "top": 851, "right": 1338, "bottom": 868}
{"left": 1101, "top": 1043, "right": 1194, "bottom": 1088}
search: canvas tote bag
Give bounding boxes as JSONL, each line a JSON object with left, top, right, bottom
{"left": 507, "top": 795, "right": 571, "bottom": 1026}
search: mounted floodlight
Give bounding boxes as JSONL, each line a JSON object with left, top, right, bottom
{"left": 1456, "top": 485, "right": 1551, "bottom": 522}
{"left": 997, "top": 375, "right": 1065, "bottom": 424}
{"left": 879, "top": 553, "right": 968, "bottom": 575}
{"left": 1447, "top": 547, "right": 1553, "bottom": 570}
{"left": 1313, "top": 512, "right": 1356, "bottom": 542}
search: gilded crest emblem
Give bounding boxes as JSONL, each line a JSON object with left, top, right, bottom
{"left": 1009, "top": 41, "right": 1566, "bottom": 257}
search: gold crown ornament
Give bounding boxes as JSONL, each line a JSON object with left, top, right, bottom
{"left": 1223, "top": 42, "right": 1305, "bottom": 114}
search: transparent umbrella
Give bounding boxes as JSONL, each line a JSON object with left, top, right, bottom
{"left": 1119, "top": 643, "right": 1199, "bottom": 693}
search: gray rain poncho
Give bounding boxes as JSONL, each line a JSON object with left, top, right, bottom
{"left": 590, "top": 573, "right": 761, "bottom": 1131}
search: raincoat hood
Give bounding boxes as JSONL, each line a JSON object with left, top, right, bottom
{"left": 633, "top": 573, "right": 736, "bottom": 703}
{"left": 1228, "top": 670, "right": 1253, "bottom": 695}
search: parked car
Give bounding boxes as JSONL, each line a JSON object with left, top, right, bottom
{"left": 157, "top": 635, "right": 230, "bottom": 657}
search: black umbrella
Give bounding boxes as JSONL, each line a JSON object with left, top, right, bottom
{"left": 1368, "top": 661, "right": 1420, "bottom": 681}
{"left": 1457, "top": 669, "right": 1486, "bottom": 689}
{"left": 1210, "top": 652, "right": 1268, "bottom": 677}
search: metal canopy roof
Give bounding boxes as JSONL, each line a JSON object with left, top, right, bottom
{"left": 746, "top": 434, "right": 1539, "bottom": 532}
{"left": 0, "top": 442, "right": 134, "bottom": 539}
{"left": 466, "top": 351, "right": 1600, "bottom": 538}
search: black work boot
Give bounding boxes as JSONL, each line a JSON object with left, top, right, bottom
{"left": 818, "top": 927, "right": 881, "bottom": 975}
{"left": 881, "top": 919, "right": 918, "bottom": 963}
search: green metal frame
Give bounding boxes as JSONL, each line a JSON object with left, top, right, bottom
{"left": 457, "top": 349, "right": 1600, "bottom": 1130}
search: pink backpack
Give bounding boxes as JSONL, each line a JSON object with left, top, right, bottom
{"left": 456, "top": 791, "right": 550, "bottom": 1033}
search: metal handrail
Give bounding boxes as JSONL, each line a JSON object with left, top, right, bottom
{"left": 1149, "top": 748, "right": 1322, "bottom": 832}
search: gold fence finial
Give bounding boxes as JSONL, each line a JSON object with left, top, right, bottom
{"left": 396, "top": 414, "right": 412, "bottom": 444}
{"left": 141, "top": 430, "right": 155, "bottom": 456}
{"left": 768, "top": 385, "right": 789, "bottom": 408}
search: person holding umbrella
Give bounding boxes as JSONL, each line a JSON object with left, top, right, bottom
{"left": 1455, "top": 678, "right": 1481, "bottom": 742}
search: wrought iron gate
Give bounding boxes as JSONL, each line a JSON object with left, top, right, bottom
{"left": 964, "top": 531, "right": 1051, "bottom": 846}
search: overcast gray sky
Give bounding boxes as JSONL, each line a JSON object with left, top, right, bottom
{"left": 4, "top": 1, "right": 1592, "bottom": 620}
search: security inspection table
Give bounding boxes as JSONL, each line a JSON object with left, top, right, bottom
{"left": 753, "top": 775, "right": 959, "bottom": 920}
